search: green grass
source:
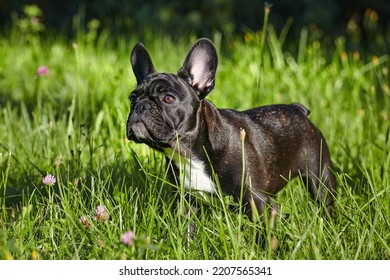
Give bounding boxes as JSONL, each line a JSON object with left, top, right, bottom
{"left": 0, "top": 19, "right": 389, "bottom": 260}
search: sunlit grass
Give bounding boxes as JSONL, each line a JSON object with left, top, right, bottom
{"left": 0, "top": 17, "right": 389, "bottom": 260}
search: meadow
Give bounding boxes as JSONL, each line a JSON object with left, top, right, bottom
{"left": 0, "top": 10, "right": 389, "bottom": 260}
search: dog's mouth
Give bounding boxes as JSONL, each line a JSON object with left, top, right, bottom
{"left": 127, "top": 118, "right": 172, "bottom": 149}
{"left": 127, "top": 121, "right": 149, "bottom": 141}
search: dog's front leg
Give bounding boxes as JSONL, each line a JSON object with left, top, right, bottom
{"left": 165, "top": 157, "right": 198, "bottom": 242}
{"left": 243, "top": 189, "right": 279, "bottom": 248}
{"left": 165, "top": 156, "right": 180, "bottom": 187}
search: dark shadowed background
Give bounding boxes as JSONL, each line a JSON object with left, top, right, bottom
{"left": 1, "top": 0, "right": 389, "bottom": 52}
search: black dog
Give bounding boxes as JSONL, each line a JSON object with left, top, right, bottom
{"left": 127, "top": 38, "right": 336, "bottom": 220}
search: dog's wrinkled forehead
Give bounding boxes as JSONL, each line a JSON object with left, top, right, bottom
{"left": 135, "top": 73, "right": 196, "bottom": 99}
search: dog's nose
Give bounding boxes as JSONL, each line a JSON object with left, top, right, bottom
{"left": 135, "top": 101, "right": 151, "bottom": 113}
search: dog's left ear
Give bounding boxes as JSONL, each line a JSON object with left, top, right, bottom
{"left": 131, "top": 43, "right": 157, "bottom": 85}
{"left": 178, "top": 38, "right": 218, "bottom": 99}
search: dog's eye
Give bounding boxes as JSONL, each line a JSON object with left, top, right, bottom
{"left": 162, "top": 94, "right": 176, "bottom": 104}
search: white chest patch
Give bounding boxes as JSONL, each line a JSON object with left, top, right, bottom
{"left": 164, "top": 149, "right": 215, "bottom": 193}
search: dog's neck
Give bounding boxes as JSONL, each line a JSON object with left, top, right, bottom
{"left": 167, "top": 99, "right": 224, "bottom": 156}
{"left": 163, "top": 99, "right": 224, "bottom": 193}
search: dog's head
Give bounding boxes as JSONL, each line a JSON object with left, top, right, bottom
{"left": 126, "top": 38, "right": 218, "bottom": 150}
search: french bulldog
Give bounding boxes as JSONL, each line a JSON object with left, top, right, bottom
{"left": 126, "top": 38, "right": 336, "bottom": 220}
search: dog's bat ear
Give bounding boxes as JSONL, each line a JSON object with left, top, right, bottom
{"left": 178, "top": 38, "right": 218, "bottom": 99}
{"left": 130, "top": 43, "right": 157, "bottom": 84}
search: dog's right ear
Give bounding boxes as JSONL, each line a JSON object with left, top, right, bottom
{"left": 130, "top": 43, "right": 157, "bottom": 85}
{"left": 178, "top": 38, "right": 218, "bottom": 99}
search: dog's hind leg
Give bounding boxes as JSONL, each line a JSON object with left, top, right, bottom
{"left": 301, "top": 141, "right": 337, "bottom": 217}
